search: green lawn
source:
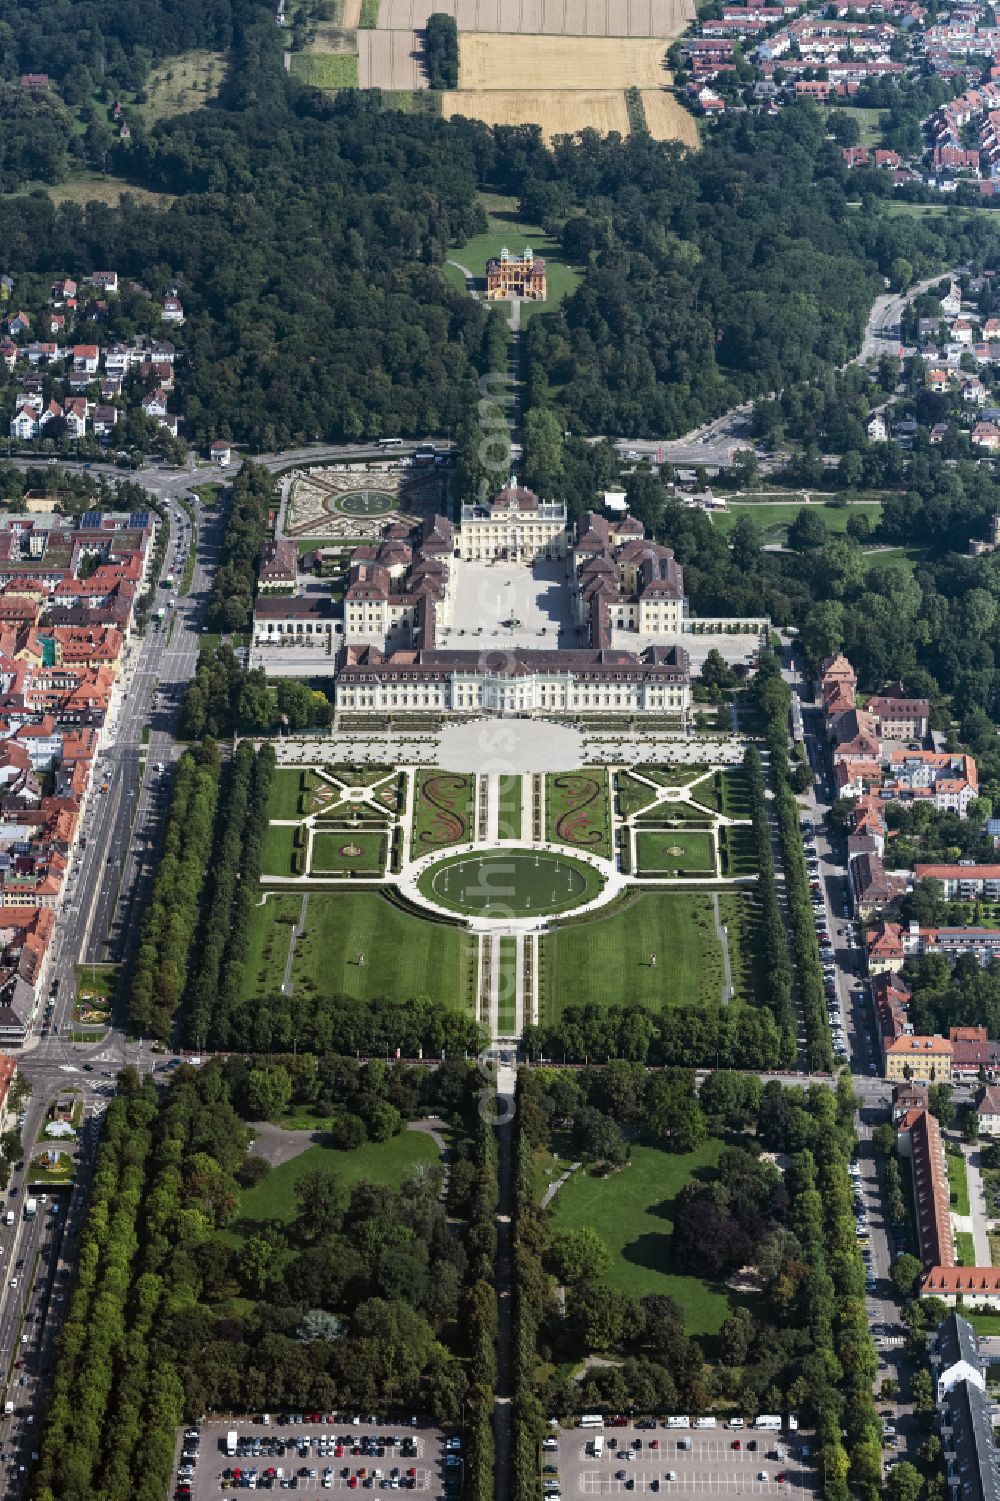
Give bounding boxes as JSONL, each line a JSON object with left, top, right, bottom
{"left": 288, "top": 51, "right": 359, "bottom": 88}
{"left": 548, "top": 1139, "right": 730, "bottom": 1335}
{"left": 719, "top": 891, "right": 766, "bottom": 1006}
{"left": 498, "top": 936, "right": 518, "bottom": 1035}
{"left": 192, "top": 482, "right": 222, "bottom": 507}
{"left": 545, "top": 770, "right": 613, "bottom": 859}
{"left": 74, "top": 964, "right": 117, "bottom": 1008}
{"left": 688, "top": 768, "right": 750, "bottom": 817}
{"left": 720, "top": 768, "right": 752, "bottom": 819}
{"left": 268, "top": 768, "right": 311, "bottom": 822}
{"left": 539, "top": 890, "right": 726, "bottom": 1021}
{"left": 864, "top": 547, "right": 924, "bottom": 577}
{"left": 641, "top": 765, "right": 709, "bottom": 787}
{"left": 881, "top": 200, "right": 995, "bottom": 218}
{"left": 713, "top": 501, "right": 883, "bottom": 545}
{"left": 418, "top": 849, "right": 605, "bottom": 918}
{"left": 444, "top": 191, "right": 583, "bottom": 322}
{"left": 262, "top": 822, "right": 299, "bottom": 877}
{"left": 139, "top": 49, "right": 228, "bottom": 125}
{"left": 310, "top": 830, "right": 387, "bottom": 875}
{"left": 834, "top": 105, "right": 884, "bottom": 148}
{"left": 282, "top": 891, "right": 477, "bottom": 1009}
{"left": 719, "top": 824, "right": 757, "bottom": 877}
{"left": 635, "top": 829, "right": 715, "bottom": 875}
{"left": 230, "top": 1128, "right": 440, "bottom": 1242}
{"left": 497, "top": 775, "right": 523, "bottom": 841}
{"left": 617, "top": 773, "right": 661, "bottom": 819}
{"left": 947, "top": 1147, "right": 971, "bottom": 1216}
{"left": 29, "top": 1153, "right": 75, "bottom": 1185}
{"left": 962, "top": 1310, "right": 1000, "bottom": 1335}
{"left": 244, "top": 894, "right": 300, "bottom": 998}
{"left": 956, "top": 1230, "right": 976, "bottom": 1266}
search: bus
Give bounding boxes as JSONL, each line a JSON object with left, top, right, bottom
{"left": 579, "top": 1415, "right": 603, "bottom": 1429}
{"left": 378, "top": 437, "right": 403, "bottom": 448}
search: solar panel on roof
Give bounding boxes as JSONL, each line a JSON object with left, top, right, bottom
{"left": 79, "top": 511, "right": 102, "bottom": 528}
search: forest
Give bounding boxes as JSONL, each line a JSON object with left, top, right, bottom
{"left": 30, "top": 1056, "right": 495, "bottom": 1501}
{"left": 0, "top": 0, "right": 980, "bottom": 453}
{"left": 0, "top": 0, "right": 256, "bottom": 90}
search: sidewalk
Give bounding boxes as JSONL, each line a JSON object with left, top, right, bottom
{"left": 965, "top": 1145, "right": 992, "bottom": 1265}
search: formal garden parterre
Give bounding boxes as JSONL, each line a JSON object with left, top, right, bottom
{"left": 133, "top": 749, "right": 769, "bottom": 1052}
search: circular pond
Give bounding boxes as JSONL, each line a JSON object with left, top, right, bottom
{"left": 417, "top": 848, "right": 605, "bottom": 918}
{"left": 331, "top": 488, "right": 395, "bottom": 517}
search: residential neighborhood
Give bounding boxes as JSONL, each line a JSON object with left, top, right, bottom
{"left": 0, "top": 271, "right": 185, "bottom": 454}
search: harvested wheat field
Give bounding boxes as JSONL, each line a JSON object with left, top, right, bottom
{"left": 379, "top": 0, "right": 692, "bottom": 35}
{"left": 443, "top": 87, "right": 631, "bottom": 138}
{"left": 458, "top": 33, "right": 668, "bottom": 88}
{"left": 640, "top": 87, "right": 699, "bottom": 145}
{"left": 358, "top": 28, "right": 425, "bottom": 87}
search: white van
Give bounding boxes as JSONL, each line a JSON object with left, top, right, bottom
{"left": 726, "top": 1418, "right": 744, "bottom": 1430}
{"left": 692, "top": 1418, "right": 716, "bottom": 1430}
{"left": 591, "top": 1437, "right": 604, "bottom": 1460}
{"left": 666, "top": 1417, "right": 689, "bottom": 1430}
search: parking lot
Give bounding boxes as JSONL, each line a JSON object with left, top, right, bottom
{"left": 551, "top": 1426, "right": 816, "bottom": 1500}
{"left": 180, "top": 1419, "right": 455, "bottom": 1499}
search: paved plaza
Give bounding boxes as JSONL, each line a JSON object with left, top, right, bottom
{"left": 269, "top": 723, "right": 746, "bottom": 774}
{"left": 443, "top": 559, "right": 578, "bottom": 648}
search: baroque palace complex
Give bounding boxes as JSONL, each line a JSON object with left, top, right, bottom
{"left": 256, "top": 484, "right": 704, "bottom": 719}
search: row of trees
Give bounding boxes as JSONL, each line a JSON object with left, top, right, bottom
{"left": 234, "top": 990, "right": 489, "bottom": 1058}
{"left": 206, "top": 462, "right": 272, "bottom": 633}
{"left": 185, "top": 741, "right": 275, "bottom": 1049}
{"left": 32, "top": 1078, "right": 164, "bottom": 1501}
{"left": 752, "top": 659, "right": 834, "bottom": 1074}
{"left": 743, "top": 746, "right": 796, "bottom": 1065}
{"left": 511, "top": 1073, "right": 550, "bottom": 1501}
{"left": 521, "top": 995, "right": 785, "bottom": 1070}
{"left": 181, "top": 646, "right": 333, "bottom": 740}
{"left": 130, "top": 742, "right": 221, "bottom": 1039}
{"left": 462, "top": 1116, "right": 498, "bottom": 1501}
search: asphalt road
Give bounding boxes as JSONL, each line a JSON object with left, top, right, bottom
{"left": 854, "top": 274, "right": 942, "bottom": 365}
